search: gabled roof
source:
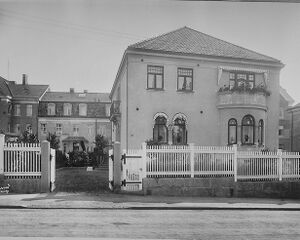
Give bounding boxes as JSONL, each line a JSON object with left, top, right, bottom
{"left": 8, "top": 83, "right": 49, "bottom": 99}
{"left": 129, "top": 27, "right": 281, "bottom": 63}
{"left": 0, "top": 76, "right": 13, "bottom": 97}
{"left": 41, "top": 91, "right": 110, "bottom": 103}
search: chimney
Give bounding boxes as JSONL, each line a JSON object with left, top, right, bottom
{"left": 70, "top": 88, "right": 75, "bottom": 94}
{"left": 84, "top": 90, "right": 88, "bottom": 93}
{"left": 22, "top": 74, "right": 28, "bottom": 85}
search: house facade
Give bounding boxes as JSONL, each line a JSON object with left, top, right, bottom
{"left": 38, "top": 89, "right": 111, "bottom": 152}
{"left": 287, "top": 103, "right": 300, "bottom": 152}
{"left": 278, "top": 87, "right": 294, "bottom": 151}
{"left": 0, "top": 74, "right": 49, "bottom": 139}
{"left": 110, "top": 27, "right": 284, "bottom": 151}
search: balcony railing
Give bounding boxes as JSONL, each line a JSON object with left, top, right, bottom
{"left": 217, "top": 90, "right": 267, "bottom": 110}
{"left": 110, "top": 100, "right": 121, "bottom": 118}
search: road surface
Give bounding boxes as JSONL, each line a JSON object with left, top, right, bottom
{"left": 1, "top": 209, "right": 300, "bottom": 239}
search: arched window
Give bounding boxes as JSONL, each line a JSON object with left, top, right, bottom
{"left": 172, "top": 117, "right": 187, "bottom": 145}
{"left": 241, "top": 115, "right": 255, "bottom": 145}
{"left": 228, "top": 118, "right": 237, "bottom": 145}
{"left": 153, "top": 116, "right": 168, "bottom": 144}
{"left": 258, "top": 119, "right": 264, "bottom": 146}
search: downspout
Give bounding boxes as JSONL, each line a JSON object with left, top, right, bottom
{"left": 291, "top": 111, "right": 294, "bottom": 152}
{"left": 126, "top": 55, "right": 129, "bottom": 152}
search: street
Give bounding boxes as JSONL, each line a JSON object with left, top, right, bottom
{"left": 1, "top": 209, "right": 300, "bottom": 239}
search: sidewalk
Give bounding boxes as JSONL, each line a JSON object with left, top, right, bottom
{"left": 1, "top": 192, "right": 300, "bottom": 210}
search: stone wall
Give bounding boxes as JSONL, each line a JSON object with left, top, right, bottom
{"left": 143, "top": 177, "right": 300, "bottom": 199}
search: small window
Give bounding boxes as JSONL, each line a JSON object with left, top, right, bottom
{"left": 147, "top": 66, "right": 164, "bottom": 90}
{"left": 79, "top": 103, "right": 87, "bottom": 116}
{"left": 177, "top": 68, "right": 193, "bottom": 91}
{"left": 56, "top": 123, "right": 62, "bottom": 135}
{"left": 14, "top": 104, "right": 21, "bottom": 116}
{"left": 26, "top": 105, "right": 32, "bottom": 116}
{"left": 26, "top": 124, "right": 32, "bottom": 134}
{"left": 258, "top": 119, "right": 264, "bottom": 146}
{"left": 64, "top": 103, "right": 72, "bottom": 116}
{"left": 48, "top": 103, "right": 55, "bottom": 116}
{"left": 15, "top": 124, "right": 21, "bottom": 134}
{"left": 279, "top": 125, "right": 284, "bottom": 136}
{"left": 228, "top": 118, "right": 237, "bottom": 145}
{"left": 153, "top": 116, "right": 168, "bottom": 144}
{"left": 41, "top": 123, "right": 47, "bottom": 135}
{"left": 172, "top": 117, "right": 187, "bottom": 145}
{"left": 73, "top": 125, "right": 79, "bottom": 136}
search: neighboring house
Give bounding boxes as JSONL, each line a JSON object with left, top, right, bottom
{"left": 287, "top": 103, "right": 300, "bottom": 152}
{"left": 0, "top": 74, "right": 49, "bottom": 139}
{"left": 110, "top": 27, "right": 284, "bottom": 151}
{"left": 278, "top": 86, "right": 294, "bottom": 151}
{"left": 38, "top": 89, "right": 111, "bottom": 152}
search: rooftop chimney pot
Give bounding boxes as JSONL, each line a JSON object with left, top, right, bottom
{"left": 22, "top": 74, "right": 28, "bottom": 85}
{"left": 70, "top": 88, "right": 74, "bottom": 93}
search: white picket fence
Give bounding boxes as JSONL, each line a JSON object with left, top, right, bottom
{"left": 3, "top": 142, "right": 42, "bottom": 178}
{"left": 118, "top": 143, "right": 300, "bottom": 191}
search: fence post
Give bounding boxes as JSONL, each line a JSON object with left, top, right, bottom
{"left": 189, "top": 143, "right": 194, "bottom": 178}
{"left": 141, "top": 142, "right": 147, "bottom": 179}
{"left": 233, "top": 144, "right": 238, "bottom": 182}
{"left": 0, "top": 134, "right": 4, "bottom": 174}
{"left": 41, "top": 140, "right": 51, "bottom": 192}
{"left": 113, "top": 142, "right": 121, "bottom": 192}
{"left": 278, "top": 149, "right": 282, "bottom": 181}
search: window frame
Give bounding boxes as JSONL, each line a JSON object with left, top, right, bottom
{"left": 229, "top": 72, "right": 255, "bottom": 90}
{"left": 14, "top": 104, "right": 21, "bottom": 116}
{"left": 177, "top": 67, "right": 193, "bottom": 92}
{"left": 41, "top": 123, "right": 47, "bottom": 135}
{"left": 26, "top": 104, "right": 33, "bottom": 117}
{"left": 64, "top": 103, "right": 72, "bottom": 116}
{"left": 147, "top": 65, "right": 164, "bottom": 90}
{"left": 172, "top": 117, "right": 187, "bottom": 145}
{"left": 258, "top": 119, "right": 264, "bottom": 146}
{"left": 79, "top": 103, "right": 87, "bottom": 116}
{"left": 153, "top": 116, "right": 168, "bottom": 144}
{"left": 228, "top": 118, "right": 237, "bottom": 145}
{"left": 73, "top": 125, "right": 79, "bottom": 136}
{"left": 47, "top": 103, "right": 56, "bottom": 116}
{"left": 241, "top": 115, "right": 255, "bottom": 145}
{"left": 26, "top": 124, "right": 32, "bottom": 134}
{"left": 56, "top": 123, "right": 62, "bottom": 135}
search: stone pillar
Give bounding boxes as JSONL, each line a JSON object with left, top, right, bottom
{"left": 41, "top": 140, "right": 51, "bottom": 192}
{"left": 0, "top": 134, "right": 4, "bottom": 174}
{"left": 113, "top": 142, "right": 121, "bottom": 192}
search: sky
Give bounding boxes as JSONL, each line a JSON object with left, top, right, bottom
{"left": 0, "top": 0, "right": 300, "bottom": 103}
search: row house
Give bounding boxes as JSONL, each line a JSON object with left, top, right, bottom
{"left": 110, "top": 27, "right": 284, "bottom": 151}
{"left": 0, "top": 74, "right": 49, "bottom": 139}
{"left": 38, "top": 88, "right": 111, "bottom": 152}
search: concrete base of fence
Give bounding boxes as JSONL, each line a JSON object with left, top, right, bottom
{"left": 143, "top": 178, "right": 300, "bottom": 199}
{"left": 1, "top": 178, "right": 41, "bottom": 194}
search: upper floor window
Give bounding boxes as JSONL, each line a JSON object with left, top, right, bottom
{"left": 48, "top": 103, "right": 55, "bottom": 116}
{"left": 147, "top": 65, "right": 164, "bottom": 90}
{"left": 64, "top": 103, "right": 72, "bottom": 116}
{"left": 41, "top": 123, "right": 47, "bottom": 135}
{"left": 56, "top": 123, "right": 62, "bottom": 135}
{"left": 172, "top": 116, "right": 187, "bottom": 145}
{"left": 153, "top": 115, "right": 168, "bottom": 144}
{"left": 177, "top": 68, "right": 193, "bottom": 91}
{"left": 26, "top": 105, "right": 32, "bottom": 116}
{"left": 79, "top": 103, "right": 87, "bottom": 116}
{"left": 241, "top": 115, "right": 255, "bottom": 145}
{"left": 228, "top": 118, "right": 237, "bottom": 145}
{"left": 14, "top": 104, "right": 21, "bottom": 116}
{"left": 229, "top": 72, "right": 255, "bottom": 90}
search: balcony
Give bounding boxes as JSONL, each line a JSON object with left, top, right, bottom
{"left": 110, "top": 100, "right": 121, "bottom": 120}
{"left": 217, "top": 87, "right": 268, "bottom": 110}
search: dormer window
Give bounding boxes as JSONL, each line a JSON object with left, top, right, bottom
{"left": 64, "top": 103, "right": 72, "bottom": 116}
{"left": 47, "top": 103, "right": 55, "bottom": 116}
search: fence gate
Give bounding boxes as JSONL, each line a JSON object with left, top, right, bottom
{"left": 121, "top": 150, "right": 143, "bottom": 191}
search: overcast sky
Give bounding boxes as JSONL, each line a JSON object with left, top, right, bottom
{"left": 0, "top": 0, "right": 300, "bottom": 103}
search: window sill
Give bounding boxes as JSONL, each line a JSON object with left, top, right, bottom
{"left": 146, "top": 88, "right": 165, "bottom": 91}
{"left": 177, "top": 90, "right": 194, "bottom": 93}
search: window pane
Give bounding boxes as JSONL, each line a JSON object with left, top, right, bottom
{"left": 185, "top": 77, "right": 192, "bottom": 90}
{"left": 173, "top": 126, "right": 185, "bottom": 144}
{"left": 242, "top": 126, "right": 254, "bottom": 144}
{"left": 158, "top": 125, "right": 167, "bottom": 143}
{"left": 148, "top": 66, "right": 163, "bottom": 74}
{"left": 156, "top": 75, "right": 163, "bottom": 89}
{"left": 153, "top": 126, "right": 159, "bottom": 142}
{"left": 237, "top": 74, "right": 246, "bottom": 80}
{"left": 229, "top": 73, "right": 235, "bottom": 79}
{"left": 248, "top": 74, "right": 254, "bottom": 81}
{"left": 229, "top": 80, "right": 235, "bottom": 89}
{"left": 229, "top": 126, "right": 237, "bottom": 144}
{"left": 178, "top": 76, "right": 185, "bottom": 90}
{"left": 148, "top": 74, "right": 155, "bottom": 88}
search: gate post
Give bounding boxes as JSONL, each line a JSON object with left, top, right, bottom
{"left": 0, "top": 134, "right": 4, "bottom": 174}
{"left": 41, "top": 141, "right": 51, "bottom": 192}
{"left": 113, "top": 142, "right": 121, "bottom": 192}
{"left": 233, "top": 144, "right": 238, "bottom": 182}
{"left": 141, "top": 142, "right": 147, "bottom": 179}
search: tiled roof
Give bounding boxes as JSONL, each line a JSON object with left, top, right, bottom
{"left": 129, "top": 27, "right": 281, "bottom": 63}
{"left": 8, "top": 82, "right": 49, "bottom": 99}
{"left": 0, "top": 77, "right": 12, "bottom": 97}
{"left": 41, "top": 92, "right": 110, "bottom": 103}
